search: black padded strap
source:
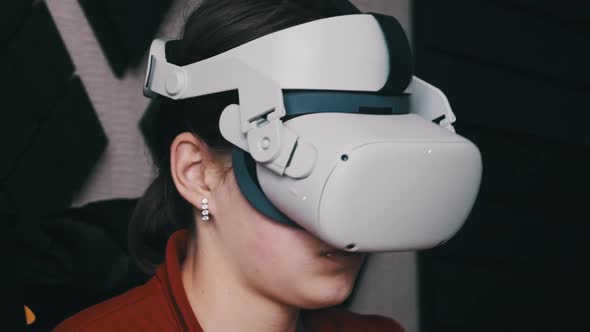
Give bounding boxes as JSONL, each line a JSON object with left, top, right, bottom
{"left": 370, "top": 13, "right": 413, "bottom": 95}
{"left": 164, "top": 39, "right": 183, "bottom": 65}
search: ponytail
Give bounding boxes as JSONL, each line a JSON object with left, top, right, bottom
{"left": 128, "top": 167, "right": 193, "bottom": 274}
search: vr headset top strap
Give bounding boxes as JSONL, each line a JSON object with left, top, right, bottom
{"left": 144, "top": 14, "right": 412, "bottom": 99}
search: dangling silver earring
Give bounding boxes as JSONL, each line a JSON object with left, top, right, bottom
{"left": 201, "top": 198, "right": 210, "bottom": 221}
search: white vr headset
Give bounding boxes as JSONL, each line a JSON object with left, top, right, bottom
{"left": 143, "top": 13, "right": 483, "bottom": 252}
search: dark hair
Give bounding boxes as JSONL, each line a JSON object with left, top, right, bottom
{"left": 128, "top": 0, "right": 348, "bottom": 273}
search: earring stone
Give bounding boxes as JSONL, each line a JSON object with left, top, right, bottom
{"left": 201, "top": 198, "right": 210, "bottom": 221}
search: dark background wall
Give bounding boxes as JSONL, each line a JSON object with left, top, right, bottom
{"left": 413, "top": 1, "right": 590, "bottom": 331}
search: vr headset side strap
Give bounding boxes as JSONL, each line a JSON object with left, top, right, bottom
{"left": 144, "top": 39, "right": 303, "bottom": 176}
{"left": 409, "top": 76, "right": 457, "bottom": 132}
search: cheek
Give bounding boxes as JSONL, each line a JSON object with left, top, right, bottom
{"left": 242, "top": 218, "right": 310, "bottom": 278}
{"left": 232, "top": 213, "right": 320, "bottom": 301}
{"left": 223, "top": 174, "right": 313, "bottom": 275}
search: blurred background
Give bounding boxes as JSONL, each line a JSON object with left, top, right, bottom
{"left": 1, "top": 0, "right": 588, "bottom": 331}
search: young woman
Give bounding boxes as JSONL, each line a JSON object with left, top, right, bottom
{"left": 54, "top": 1, "right": 405, "bottom": 331}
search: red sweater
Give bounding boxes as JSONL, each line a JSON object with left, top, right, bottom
{"left": 53, "top": 230, "right": 404, "bottom": 332}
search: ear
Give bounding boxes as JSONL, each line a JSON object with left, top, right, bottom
{"left": 170, "top": 132, "right": 211, "bottom": 209}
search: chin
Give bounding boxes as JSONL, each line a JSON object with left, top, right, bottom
{"left": 298, "top": 274, "right": 357, "bottom": 309}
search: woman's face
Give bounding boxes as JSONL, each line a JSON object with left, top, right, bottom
{"left": 207, "top": 164, "right": 367, "bottom": 309}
